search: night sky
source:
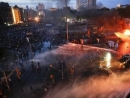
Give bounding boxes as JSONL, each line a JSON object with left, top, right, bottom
{"left": 1, "top": 0, "right": 130, "bottom": 9}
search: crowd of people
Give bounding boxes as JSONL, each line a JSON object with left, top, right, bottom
{"left": 0, "top": 23, "right": 46, "bottom": 60}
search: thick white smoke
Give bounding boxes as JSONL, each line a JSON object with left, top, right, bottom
{"left": 45, "top": 71, "right": 130, "bottom": 98}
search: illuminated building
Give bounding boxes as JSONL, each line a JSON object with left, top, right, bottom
{"left": 38, "top": 3, "right": 45, "bottom": 11}
{"left": 0, "top": 2, "right": 13, "bottom": 26}
{"left": 49, "top": 8, "right": 58, "bottom": 11}
{"left": 38, "top": 3, "right": 45, "bottom": 16}
{"left": 19, "top": 8, "right": 28, "bottom": 22}
{"left": 12, "top": 5, "right": 22, "bottom": 24}
{"left": 76, "top": 0, "right": 96, "bottom": 10}
{"left": 28, "top": 9, "right": 37, "bottom": 20}
{"left": 37, "top": 3, "right": 45, "bottom": 22}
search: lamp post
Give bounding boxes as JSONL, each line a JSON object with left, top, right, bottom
{"left": 62, "top": 63, "right": 64, "bottom": 79}
{"left": 65, "top": 0, "right": 69, "bottom": 42}
{"left": 26, "top": 37, "right": 34, "bottom": 60}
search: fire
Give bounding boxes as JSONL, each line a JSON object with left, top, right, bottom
{"left": 115, "top": 29, "right": 130, "bottom": 41}
{"left": 124, "top": 30, "right": 130, "bottom": 36}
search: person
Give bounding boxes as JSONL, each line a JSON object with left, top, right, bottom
{"left": 114, "top": 42, "right": 118, "bottom": 50}
{"left": 44, "top": 87, "right": 47, "bottom": 92}
{"left": 30, "top": 86, "right": 32, "bottom": 91}
{"left": 96, "top": 38, "right": 100, "bottom": 43}
{"left": 21, "top": 88, "right": 24, "bottom": 93}
{"left": 47, "top": 83, "right": 52, "bottom": 88}
{"left": 46, "top": 67, "right": 48, "bottom": 73}
{"left": 36, "top": 64, "right": 40, "bottom": 74}
{"left": 38, "top": 62, "right": 40, "bottom": 66}
{"left": 31, "top": 61, "right": 34, "bottom": 68}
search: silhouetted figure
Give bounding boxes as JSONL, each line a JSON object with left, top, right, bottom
{"left": 47, "top": 83, "right": 52, "bottom": 88}
{"left": 37, "top": 65, "right": 40, "bottom": 74}
{"left": 46, "top": 67, "right": 48, "bottom": 73}
{"left": 21, "top": 88, "right": 24, "bottom": 93}
{"left": 31, "top": 61, "right": 34, "bottom": 68}
{"left": 38, "top": 62, "right": 40, "bottom": 66}
{"left": 44, "top": 87, "right": 47, "bottom": 92}
{"left": 30, "top": 86, "right": 32, "bottom": 91}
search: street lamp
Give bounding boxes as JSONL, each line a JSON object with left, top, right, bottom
{"left": 26, "top": 37, "right": 34, "bottom": 60}
{"left": 62, "top": 62, "right": 64, "bottom": 79}
{"left": 65, "top": 0, "right": 69, "bottom": 42}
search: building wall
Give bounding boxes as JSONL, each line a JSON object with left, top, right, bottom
{"left": 12, "top": 7, "right": 22, "bottom": 24}
{"left": 0, "top": 2, "right": 13, "bottom": 25}
{"left": 76, "top": 0, "right": 96, "bottom": 10}
{"left": 28, "top": 9, "right": 37, "bottom": 20}
{"left": 38, "top": 3, "right": 45, "bottom": 11}
{"left": 88, "top": 0, "right": 96, "bottom": 9}
{"left": 19, "top": 8, "right": 28, "bottom": 22}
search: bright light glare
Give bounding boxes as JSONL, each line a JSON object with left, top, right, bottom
{"left": 117, "top": 4, "right": 120, "bottom": 7}
{"left": 11, "top": 7, "right": 16, "bottom": 24}
{"left": 67, "top": 18, "right": 70, "bottom": 22}
{"left": 72, "top": 43, "right": 75, "bottom": 46}
{"left": 124, "top": 30, "right": 130, "bottom": 36}
{"left": 35, "top": 17, "right": 39, "bottom": 22}
{"left": 105, "top": 53, "right": 111, "bottom": 68}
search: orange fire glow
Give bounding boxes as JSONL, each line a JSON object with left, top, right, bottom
{"left": 115, "top": 29, "right": 130, "bottom": 41}
{"left": 124, "top": 30, "right": 130, "bottom": 36}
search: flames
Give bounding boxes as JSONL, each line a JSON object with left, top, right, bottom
{"left": 115, "top": 29, "right": 130, "bottom": 41}
{"left": 124, "top": 30, "right": 130, "bottom": 36}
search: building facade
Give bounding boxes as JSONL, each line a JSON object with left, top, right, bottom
{"left": 76, "top": 0, "right": 96, "bottom": 10}
{"left": 37, "top": 3, "right": 45, "bottom": 22}
{"left": 0, "top": 2, "right": 13, "bottom": 26}
{"left": 28, "top": 9, "right": 37, "bottom": 20}
{"left": 19, "top": 8, "right": 28, "bottom": 22}
{"left": 12, "top": 5, "right": 22, "bottom": 24}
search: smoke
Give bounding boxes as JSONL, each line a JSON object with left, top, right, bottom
{"left": 39, "top": 0, "right": 71, "bottom": 9}
{"left": 96, "top": 2, "right": 104, "bottom": 9}
{"left": 45, "top": 71, "right": 130, "bottom": 98}
{"left": 56, "top": 0, "right": 71, "bottom": 8}
{"left": 8, "top": 0, "right": 72, "bottom": 9}
{"left": 32, "top": 43, "right": 130, "bottom": 98}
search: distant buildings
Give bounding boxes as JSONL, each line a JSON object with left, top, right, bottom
{"left": 38, "top": 3, "right": 45, "bottom": 11}
{"left": 36, "top": 3, "right": 45, "bottom": 22}
{"left": 28, "top": 8, "right": 37, "bottom": 20}
{"left": 76, "top": 0, "right": 96, "bottom": 10}
{"left": 0, "top": 2, "right": 37, "bottom": 26}
{"left": 117, "top": 4, "right": 130, "bottom": 8}
{"left": 37, "top": 3, "right": 45, "bottom": 16}
{"left": 49, "top": 8, "right": 58, "bottom": 11}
